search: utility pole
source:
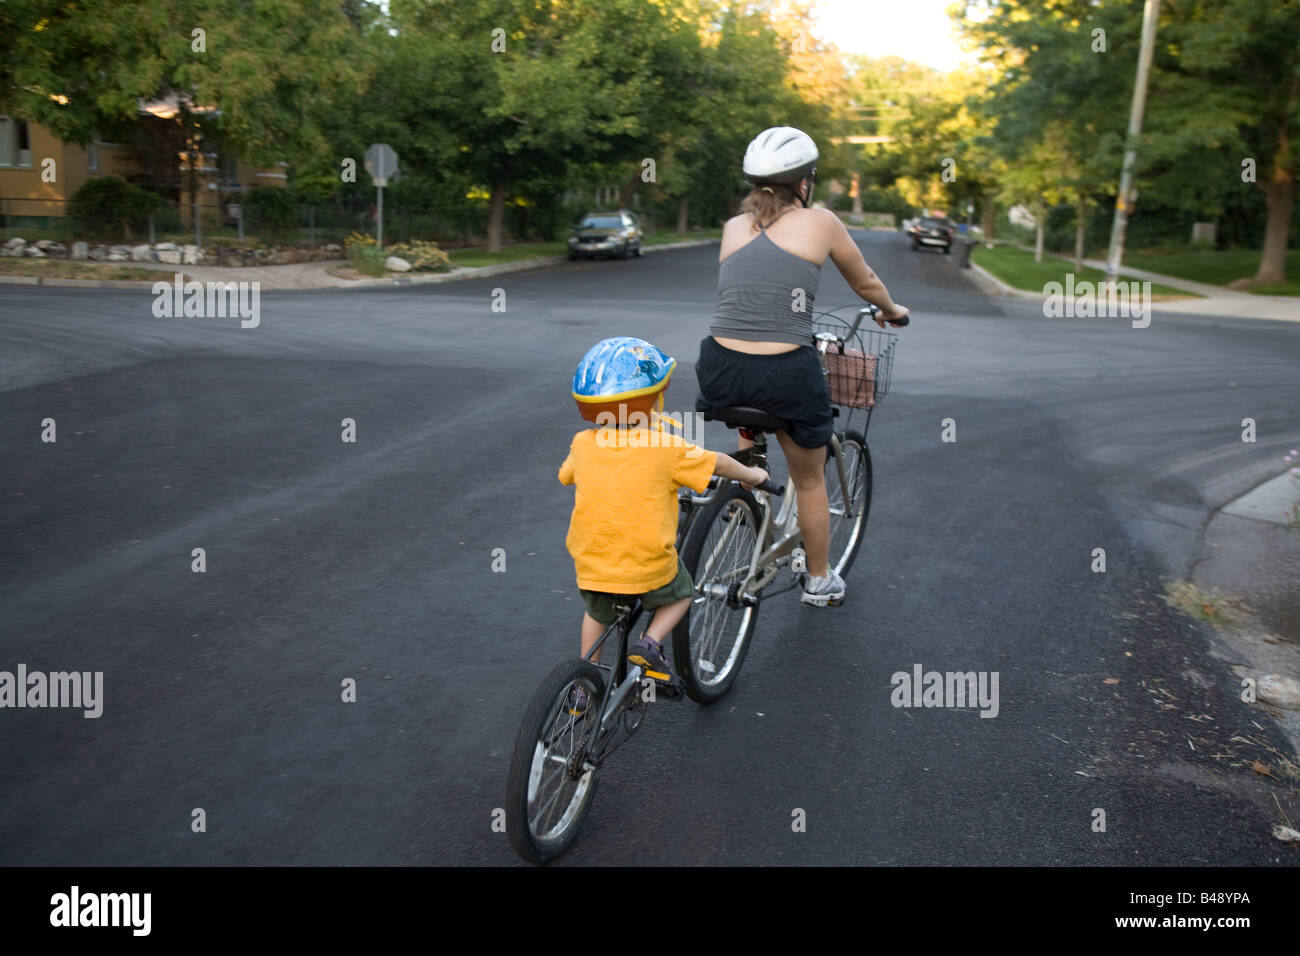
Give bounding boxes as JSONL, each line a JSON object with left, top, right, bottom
{"left": 1105, "top": 0, "right": 1161, "bottom": 285}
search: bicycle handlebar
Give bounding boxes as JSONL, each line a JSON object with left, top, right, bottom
{"left": 850, "top": 304, "right": 908, "bottom": 330}
{"left": 755, "top": 479, "right": 785, "bottom": 496}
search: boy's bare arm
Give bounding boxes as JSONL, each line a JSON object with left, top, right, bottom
{"left": 713, "top": 452, "right": 769, "bottom": 490}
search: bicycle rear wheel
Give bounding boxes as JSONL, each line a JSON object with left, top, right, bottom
{"left": 673, "top": 482, "right": 763, "bottom": 704}
{"left": 825, "top": 429, "right": 872, "bottom": 577}
{"left": 505, "top": 659, "right": 606, "bottom": 863}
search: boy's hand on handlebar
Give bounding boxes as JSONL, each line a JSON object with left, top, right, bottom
{"left": 741, "top": 466, "right": 770, "bottom": 491}
{"left": 875, "top": 304, "right": 909, "bottom": 328}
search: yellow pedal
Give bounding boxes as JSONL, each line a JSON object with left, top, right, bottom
{"left": 644, "top": 670, "right": 670, "bottom": 682}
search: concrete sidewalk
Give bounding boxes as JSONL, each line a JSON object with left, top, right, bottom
{"left": 1191, "top": 469, "right": 1300, "bottom": 755}
{"left": 965, "top": 250, "right": 1299, "bottom": 323}
{"left": 1076, "top": 254, "right": 1299, "bottom": 321}
{"left": 0, "top": 237, "right": 721, "bottom": 292}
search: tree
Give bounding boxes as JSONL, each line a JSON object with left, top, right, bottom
{"left": 0, "top": 1, "right": 374, "bottom": 166}
{"left": 1154, "top": 0, "right": 1299, "bottom": 283}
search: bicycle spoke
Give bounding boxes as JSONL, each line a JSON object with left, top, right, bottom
{"left": 525, "top": 682, "right": 598, "bottom": 842}
{"left": 825, "top": 436, "right": 869, "bottom": 577}
{"left": 692, "top": 499, "right": 757, "bottom": 682}
{"left": 698, "top": 503, "right": 743, "bottom": 583}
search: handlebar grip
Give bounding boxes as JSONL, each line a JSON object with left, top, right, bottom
{"left": 756, "top": 480, "right": 785, "bottom": 496}
{"left": 886, "top": 314, "right": 909, "bottom": 327}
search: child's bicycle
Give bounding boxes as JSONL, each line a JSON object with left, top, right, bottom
{"left": 505, "top": 304, "right": 899, "bottom": 863}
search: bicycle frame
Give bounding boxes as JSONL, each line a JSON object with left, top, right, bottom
{"left": 573, "top": 600, "right": 655, "bottom": 770}
{"left": 694, "top": 432, "right": 855, "bottom": 607}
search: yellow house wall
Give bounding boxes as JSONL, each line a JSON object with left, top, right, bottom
{"left": 0, "top": 122, "right": 65, "bottom": 216}
{"left": 4, "top": 119, "right": 282, "bottom": 225}
{"left": 1, "top": 121, "right": 144, "bottom": 218}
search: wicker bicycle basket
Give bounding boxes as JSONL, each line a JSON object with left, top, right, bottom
{"left": 810, "top": 313, "right": 898, "bottom": 409}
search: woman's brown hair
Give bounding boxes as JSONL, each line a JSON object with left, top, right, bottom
{"left": 739, "top": 182, "right": 799, "bottom": 231}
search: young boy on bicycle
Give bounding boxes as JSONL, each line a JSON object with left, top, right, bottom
{"left": 560, "top": 337, "right": 768, "bottom": 708}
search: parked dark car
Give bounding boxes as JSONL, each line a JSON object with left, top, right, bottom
{"left": 568, "top": 210, "right": 643, "bottom": 260}
{"left": 910, "top": 216, "right": 954, "bottom": 253}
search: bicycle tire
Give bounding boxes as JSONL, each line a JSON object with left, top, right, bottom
{"left": 673, "top": 482, "right": 764, "bottom": 704}
{"left": 825, "top": 430, "right": 872, "bottom": 577}
{"left": 505, "top": 659, "right": 606, "bottom": 863}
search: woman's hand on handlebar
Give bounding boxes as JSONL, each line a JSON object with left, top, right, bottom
{"left": 874, "top": 304, "right": 910, "bottom": 328}
{"left": 739, "top": 466, "right": 770, "bottom": 491}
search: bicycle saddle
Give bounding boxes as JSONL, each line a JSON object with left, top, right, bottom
{"left": 701, "top": 406, "right": 789, "bottom": 432}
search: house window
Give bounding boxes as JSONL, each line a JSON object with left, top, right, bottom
{"left": 0, "top": 116, "right": 34, "bottom": 168}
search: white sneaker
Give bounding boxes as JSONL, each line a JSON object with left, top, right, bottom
{"left": 801, "top": 567, "right": 846, "bottom": 606}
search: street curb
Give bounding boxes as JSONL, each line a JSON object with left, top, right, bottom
{"left": 0, "top": 238, "right": 722, "bottom": 291}
{"left": 1188, "top": 467, "right": 1300, "bottom": 757}
{"left": 963, "top": 259, "right": 1040, "bottom": 299}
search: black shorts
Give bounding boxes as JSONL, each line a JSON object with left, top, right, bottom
{"left": 694, "top": 336, "right": 834, "bottom": 449}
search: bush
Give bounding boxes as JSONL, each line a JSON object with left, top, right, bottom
{"left": 242, "top": 186, "right": 300, "bottom": 240}
{"left": 345, "top": 231, "right": 386, "bottom": 275}
{"left": 69, "top": 177, "right": 167, "bottom": 240}
{"left": 347, "top": 231, "right": 451, "bottom": 273}
{"left": 387, "top": 239, "right": 451, "bottom": 272}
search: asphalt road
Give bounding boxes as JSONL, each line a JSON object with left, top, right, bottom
{"left": 1, "top": 231, "right": 1298, "bottom": 865}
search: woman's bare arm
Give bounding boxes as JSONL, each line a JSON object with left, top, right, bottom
{"left": 821, "top": 210, "right": 909, "bottom": 323}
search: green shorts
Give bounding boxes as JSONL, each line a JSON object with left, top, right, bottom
{"left": 580, "top": 558, "right": 694, "bottom": 626}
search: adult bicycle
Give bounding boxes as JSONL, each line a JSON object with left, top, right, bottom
{"left": 671, "top": 304, "right": 902, "bottom": 703}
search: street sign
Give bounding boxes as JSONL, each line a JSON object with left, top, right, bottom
{"left": 364, "top": 143, "right": 398, "bottom": 185}
{"left": 363, "top": 144, "right": 399, "bottom": 249}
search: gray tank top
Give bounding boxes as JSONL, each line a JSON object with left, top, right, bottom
{"left": 710, "top": 209, "right": 823, "bottom": 346}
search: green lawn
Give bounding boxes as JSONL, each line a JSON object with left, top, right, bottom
{"left": 446, "top": 241, "right": 567, "bottom": 268}
{"left": 445, "top": 229, "right": 718, "bottom": 268}
{"left": 971, "top": 244, "right": 1200, "bottom": 298}
{"left": 642, "top": 227, "right": 721, "bottom": 245}
{"left": 1124, "top": 248, "right": 1300, "bottom": 296}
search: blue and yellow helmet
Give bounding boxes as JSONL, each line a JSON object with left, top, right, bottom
{"left": 572, "top": 337, "right": 676, "bottom": 422}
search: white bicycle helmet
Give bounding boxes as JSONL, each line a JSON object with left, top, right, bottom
{"left": 743, "top": 126, "right": 819, "bottom": 185}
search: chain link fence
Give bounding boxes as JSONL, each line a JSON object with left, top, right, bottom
{"left": 1, "top": 194, "right": 668, "bottom": 248}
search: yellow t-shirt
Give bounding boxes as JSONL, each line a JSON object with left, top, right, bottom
{"left": 558, "top": 427, "right": 718, "bottom": 593}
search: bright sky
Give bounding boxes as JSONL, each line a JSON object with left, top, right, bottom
{"left": 810, "top": 0, "right": 978, "bottom": 72}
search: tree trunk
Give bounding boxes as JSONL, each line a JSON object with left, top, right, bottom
{"left": 676, "top": 196, "right": 688, "bottom": 235}
{"left": 981, "top": 197, "right": 996, "bottom": 245}
{"left": 486, "top": 180, "right": 506, "bottom": 253}
{"left": 1254, "top": 167, "right": 1294, "bottom": 284}
{"left": 1074, "top": 196, "right": 1087, "bottom": 274}
{"left": 619, "top": 178, "right": 638, "bottom": 208}
{"left": 1034, "top": 207, "right": 1045, "bottom": 263}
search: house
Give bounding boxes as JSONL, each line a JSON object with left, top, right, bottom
{"left": 0, "top": 105, "right": 284, "bottom": 230}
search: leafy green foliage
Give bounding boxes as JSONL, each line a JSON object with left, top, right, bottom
{"left": 240, "top": 186, "right": 299, "bottom": 240}
{"left": 345, "top": 232, "right": 386, "bottom": 275}
{"left": 68, "top": 176, "right": 167, "bottom": 239}
{"left": 386, "top": 239, "right": 451, "bottom": 272}
{"left": 0, "top": 1, "right": 375, "bottom": 164}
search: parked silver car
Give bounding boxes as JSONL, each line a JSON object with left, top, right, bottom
{"left": 568, "top": 210, "right": 643, "bottom": 260}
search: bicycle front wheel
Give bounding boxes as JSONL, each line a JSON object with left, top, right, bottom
{"left": 825, "top": 429, "right": 872, "bottom": 577}
{"left": 505, "top": 659, "right": 605, "bottom": 863}
{"left": 673, "top": 482, "right": 763, "bottom": 704}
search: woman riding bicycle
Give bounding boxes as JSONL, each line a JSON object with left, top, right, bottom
{"left": 695, "top": 126, "right": 909, "bottom": 606}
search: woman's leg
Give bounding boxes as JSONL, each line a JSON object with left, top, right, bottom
{"left": 775, "top": 431, "right": 831, "bottom": 578}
